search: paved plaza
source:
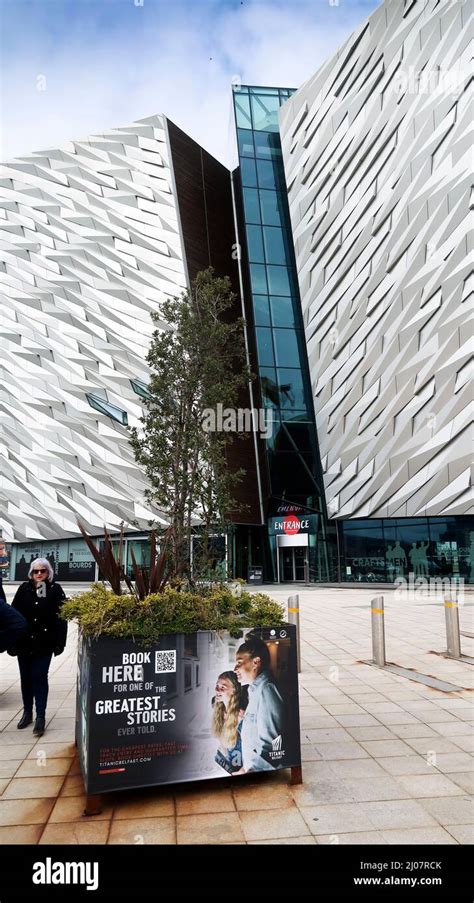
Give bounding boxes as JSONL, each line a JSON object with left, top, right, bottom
{"left": 0, "top": 585, "right": 472, "bottom": 845}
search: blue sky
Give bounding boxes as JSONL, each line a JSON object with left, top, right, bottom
{"left": 1, "top": 0, "right": 380, "bottom": 164}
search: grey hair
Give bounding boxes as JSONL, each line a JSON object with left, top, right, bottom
{"left": 28, "top": 557, "right": 54, "bottom": 582}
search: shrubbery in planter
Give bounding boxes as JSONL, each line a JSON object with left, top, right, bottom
{"left": 62, "top": 583, "right": 285, "bottom": 643}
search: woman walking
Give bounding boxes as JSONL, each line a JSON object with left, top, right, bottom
{"left": 11, "top": 558, "right": 67, "bottom": 736}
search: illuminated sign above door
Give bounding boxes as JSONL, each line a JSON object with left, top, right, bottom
{"left": 270, "top": 515, "right": 318, "bottom": 536}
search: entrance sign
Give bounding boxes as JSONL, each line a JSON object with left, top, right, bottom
{"left": 270, "top": 514, "right": 317, "bottom": 536}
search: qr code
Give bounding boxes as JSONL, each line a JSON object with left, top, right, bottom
{"left": 155, "top": 650, "right": 177, "bottom": 673}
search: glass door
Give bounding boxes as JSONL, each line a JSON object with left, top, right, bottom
{"left": 281, "top": 548, "right": 294, "bottom": 582}
{"left": 279, "top": 547, "right": 307, "bottom": 582}
{"left": 294, "top": 547, "right": 306, "bottom": 581}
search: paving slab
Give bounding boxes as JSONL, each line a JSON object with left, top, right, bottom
{"left": 1, "top": 583, "right": 472, "bottom": 844}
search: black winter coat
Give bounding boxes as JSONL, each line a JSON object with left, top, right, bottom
{"left": 11, "top": 581, "right": 67, "bottom": 657}
{"left": 0, "top": 599, "right": 27, "bottom": 653}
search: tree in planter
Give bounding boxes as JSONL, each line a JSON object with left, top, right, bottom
{"left": 129, "top": 268, "right": 251, "bottom": 581}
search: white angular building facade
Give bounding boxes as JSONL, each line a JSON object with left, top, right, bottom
{"left": 280, "top": 0, "right": 473, "bottom": 520}
{"left": 1, "top": 0, "right": 472, "bottom": 584}
{"left": 0, "top": 109, "right": 256, "bottom": 580}
{"left": 0, "top": 115, "right": 188, "bottom": 545}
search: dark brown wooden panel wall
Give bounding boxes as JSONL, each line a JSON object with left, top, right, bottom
{"left": 167, "top": 119, "right": 262, "bottom": 525}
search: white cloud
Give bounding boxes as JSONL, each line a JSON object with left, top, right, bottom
{"left": 1, "top": 0, "right": 378, "bottom": 164}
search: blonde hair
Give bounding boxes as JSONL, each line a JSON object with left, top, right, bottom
{"left": 28, "top": 557, "right": 54, "bottom": 582}
{"left": 212, "top": 671, "right": 241, "bottom": 750}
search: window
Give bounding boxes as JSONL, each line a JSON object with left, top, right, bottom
{"left": 251, "top": 93, "right": 280, "bottom": 132}
{"left": 259, "top": 190, "right": 284, "bottom": 226}
{"left": 234, "top": 94, "right": 252, "bottom": 129}
{"left": 267, "top": 265, "right": 292, "bottom": 296}
{"left": 246, "top": 225, "right": 264, "bottom": 263}
{"left": 130, "top": 378, "right": 152, "bottom": 400}
{"left": 240, "top": 157, "right": 257, "bottom": 188}
{"left": 255, "top": 327, "right": 275, "bottom": 367}
{"left": 86, "top": 393, "right": 128, "bottom": 426}
{"left": 263, "top": 226, "right": 290, "bottom": 265}
{"left": 237, "top": 128, "right": 255, "bottom": 157}
{"left": 250, "top": 263, "right": 267, "bottom": 295}
{"left": 276, "top": 368, "right": 307, "bottom": 410}
{"left": 259, "top": 367, "right": 279, "bottom": 409}
{"left": 243, "top": 187, "right": 261, "bottom": 224}
{"left": 273, "top": 328, "right": 303, "bottom": 367}
{"left": 342, "top": 527, "right": 387, "bottom": 582}
{"left": 269, "top": 295, "right": 298, "bottom": 328}
{"left": 254, "top": 130, "right": 282, "bottom": 158}
{"left": 252, "top": 294, "right": 271, "bottom": 326}
{"left": 249, "top": 86, "right": 279, "bottom": 95}
{"left": 270, "top": 450, "right": 316, "bottom": 496}
{"left": 257, "top": 159, "right": 284, "bottom": 190}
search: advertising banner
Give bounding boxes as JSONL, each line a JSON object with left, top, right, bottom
{"left": 77, "top": 625, "right": 301, "bottom": 794}
{"left": 57, "top": 539, "right": 96, "bottom": 582}
{"left": 13, "top": 539, "right": 95, "bottom": 581}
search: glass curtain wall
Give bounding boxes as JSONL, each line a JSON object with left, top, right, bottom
{"left": 232, "top": 85, "right": 337, "bottom": 580}
{"left": 340, "top": 516, "right": 474, "bottom": 584}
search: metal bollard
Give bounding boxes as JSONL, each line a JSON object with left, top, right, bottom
{"left": 371, "top": 595, "right": 386, "bottom": 667}
{"left": 287, "top": 593, "right": 301, "bottom": 673}
{"left": 444, "top": 593, "right": 461, "bottom": 659}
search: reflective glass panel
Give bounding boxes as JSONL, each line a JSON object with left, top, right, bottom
{"left": 259, "top": 367, "right": 279, "bottom": 408}
{"left": 243, "top": 187, "right": 260, "bottom": 224}
{"left": 256, "top": 158, "right": 286, "bottom": 191}
{"left": 342, "top": 529, "right": 387, "bottom": 582}
{"left": 269, "top": 295, "right": 298, "bottom": 328}
{"left": 130, "top": 378, "right": 152, "bottom": 400}
{"left": 276, "top": 368, "right": 306, "bottom": 410}
{"left": 237, "top": 128, "right": 255, "bottom": 157}
{"left": 273, "top": 328, "right": 303, "bottom": 367}
{"left": 255, "top": 327, "right": 275, "bottom": 366}
{"left": 250, "top": 263, "right": 267, "bottom": 294}
{"left": 240, "top": 157, "right": 257, "bottom": 188}
{"left": 254, "top": 130, "right": 282, "bottom": 159}
{"left": 267, "top": 265, "right": 292, "bottom": 296}
{"left": 251, "top": 93, "right": 280, "bottom": 132}
{"left": 259, "top": 190, "right": 284, "bottom": 226}
{"left": 235, "top": 94, "right": 252, "bottom": 129}
{"left": 246, "top": 224, "right": 264, "bottom": 263}
{"left": 249, "top": 86, "right": 279, "bottom": 94}
{"left": 86, "top": 393, "right": 128, "bottom": 426}
{"left": 263, "top": 226, "right": 290, "bottom": 265}
{"left": 270, "top": 451, "right": 316, "bottom": 496}
{"left": 253, "top": 294, "right": 271, "bottom": 326}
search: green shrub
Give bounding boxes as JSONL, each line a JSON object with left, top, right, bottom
{"left": 62, "top": 582, "right": 285, "bottom": 643}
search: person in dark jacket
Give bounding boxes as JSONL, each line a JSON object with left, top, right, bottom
{"left": 0, "top": 597, "right": 27, "bottom": 652}
{"left": 11, "top": 557, "right": 67, "bottom": 736}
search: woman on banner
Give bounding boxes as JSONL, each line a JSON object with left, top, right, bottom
{"left": 9, "top": 558, "right": 67, "bottom": 736}
{"left": 211, "top": 671, "right": 248, "bottom": 774}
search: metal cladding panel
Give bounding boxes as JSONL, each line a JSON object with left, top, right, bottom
{"left": 0, "top": 115, "right": 188, "bottom": 541}
{"left": 280, "top": 0, "right": 473, "bottom": 519}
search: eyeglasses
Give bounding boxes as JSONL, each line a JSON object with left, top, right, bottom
{"left": 32, "top": 569, "right": 47, "bottom": 575}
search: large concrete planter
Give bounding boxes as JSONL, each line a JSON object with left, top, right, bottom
{"left": 76, "top": 625, "right": 302, "bottom": 807}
